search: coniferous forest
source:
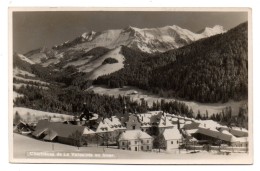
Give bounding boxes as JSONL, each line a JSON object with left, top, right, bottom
{"left": 13, "top": 22, "right": 248, "bottom": 128}
{"left": 94, "top": 22, "right": 248, "bottom": 103}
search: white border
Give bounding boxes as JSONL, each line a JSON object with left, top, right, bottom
{"left": 8, "top": 7, "right": 253, "bottom": 165}
{"left": 1, "top": 0, "right": 259, "bottom": 170}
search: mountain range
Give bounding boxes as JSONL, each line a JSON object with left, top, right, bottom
{"left": 53, "top": 25, "right": 226, "bottom": 53}
{"left": 22, "top": 24, "right": 225, "bottom": 66}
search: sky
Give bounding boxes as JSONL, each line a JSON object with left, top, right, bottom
{"left": 13, "top": 11, "right": 248, "bottom": 54}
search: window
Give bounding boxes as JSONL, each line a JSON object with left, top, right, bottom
{"left": 132, "top": 126, "right": 135, "bottom": 130}
{"left": 177, "top": 140, "right": 179, "bottom": 144}
{"left": 147, "top": 140, "right": 149, "bottom": 143}
{"left": 147, "top": 146, "right": 149, "bottom": 150}
{"left": 141, "top": 146, "right": 143, "bottom": 150}
{"left": 141, "top": 129, "right": 144, "bottom": 131}
{"left": 171, "top": 141, "right": 173, "bottom": 144}
{"left": 135, "top": 147, "right": 138, "bottom": 151}
{"left": 122, "top": 142, "right": 125, "bottom": 146}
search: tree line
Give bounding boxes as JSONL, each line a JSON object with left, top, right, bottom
{"left": 94, "top": 22, "right": 248, "bottom": 103}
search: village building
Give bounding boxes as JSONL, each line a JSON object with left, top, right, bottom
{"left": 218, "top": 127, "right": 248, "bottom": 137}
{"left": 125, "top": 114, "right": 141, "bottom": 130}
{"left": 32, "top": 120, "right": 95, "bottom": 146}
{"left": 190, "top": 126, "right": 247, "bottom": 147}
{"left": 158, "top": 114, "right": 174, "bottom": 134}
{"left": 13, "top": 120, "right": 34, "bottom": 135}
{"left": 118, "top": 130, "right": 153, "bottom": 151}
{"left": 162, "top": 127, "right": 183, "bottom": 151}
{"left": 92, "top": 118, "right": 114, "bottom": 145}
{"left": 103, "top": 116, "right": 126, "bottom": 142}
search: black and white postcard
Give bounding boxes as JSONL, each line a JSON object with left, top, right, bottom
{"left": 9, "top": 8, "right": 252, "bottom": 164}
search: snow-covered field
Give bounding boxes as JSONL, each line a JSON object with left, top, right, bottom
{"left": 88, "top": 85, "right": 247, "bottom": 116}
{"left": 13, "top": 133, "right": 249, "bottom": 163}
{"left": 13, "top": 67, "right": 35, "bottom": 77}
{"left": 13, "top": 107, "right": 74, "bottom": 123}
{"left": 79, "top": 47, "right": 125, "bottom": 80}
{"left": 14, "top": 76, "right": 50, "bottom": 85}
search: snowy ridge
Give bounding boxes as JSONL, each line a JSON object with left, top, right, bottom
{"left": 17, "top": 54, "right": 35, "bottom": 64}
{"left": 55, "top": 24, "right": 226, "bottom": 54}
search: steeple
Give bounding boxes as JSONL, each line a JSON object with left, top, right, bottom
{"left": 123, "top": 97, "right": 127, "bottom": 115}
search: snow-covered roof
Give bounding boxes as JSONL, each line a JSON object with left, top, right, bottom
{"left": 83, "top": 127, "right": 95, "bottom": 135}
{"left": 170, "top": 117, "right": 179, "bottom": 122}
{"left": 95, "top": 120, "right": 113, "bottom": 133}
{"left": 179, "top": 119, "right": 185, "bottom": 124}
{"left": 158, "top": 116, "right": 174, "bottom": 128}
{"left": 118, "top": 130, "right": 152, "bottom": 141}
{"left": 186, "top": 129, "right": 198, "bottom": 135}
{"left": 33, "top": 120, "right": 92, "bottom": 139}
{"left": 104, "top": 116, "right": 126, "bottom": 130}
{"left": 194, "top": 119, "right": 227, "bottom": 130}
{"left": 220, "top": 130, "right": 233, "bottom": 136}
{"left": 218, "top": 127, "right": 248, "bottom": 137}
{"left": 185, "top": 121, "right": 192, "bottom": 124}
{"left": 231, "top": 127, "right": 248, "bottom": 133}
{"left": 195, "top": 127, "right": 237, "bottom": 142}
{"left": 163, "top": 127, "right": 182, "bottom": 140}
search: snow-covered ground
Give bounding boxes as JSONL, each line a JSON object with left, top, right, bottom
{"left": 13, "top": 107, "right": 74, "bottom": 123}
{"left": 13, "top": 133, "right": 249, "bottom": 163}
{"left": 14, "top": 76, "right": 50, "bottom": 85}
{"left": 17, "top": 54, "right": 35, "bottom": 64}
{"left": 88, "top": 85, "right": 247, "bottom": 116}
{"left": 13, "top": 67, "right": 35, "bottom": 77}
{"left": 79, "top": 46, "right": 125, "bottom": 80}
{"left": 13, "top": 83, "right": 49, "bottom": 89}
{"left": 64, "top": 57, "right": 92, "bottom": 68}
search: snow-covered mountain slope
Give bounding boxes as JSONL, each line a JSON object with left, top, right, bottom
{"left": 22, "top": 24, "right": 226, "bottom": 68}
{"left": 54, "top": 25, "right": 226, "bottom": 53}
{"left": 80, "top": 46, "right": 125, "bottom": 80}
{"left": 16, "top": 54, "right": 35, "bottom": 65}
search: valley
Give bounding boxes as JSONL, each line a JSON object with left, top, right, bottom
{"left": 88, "top": 85, "right": 247, "bottom": 117}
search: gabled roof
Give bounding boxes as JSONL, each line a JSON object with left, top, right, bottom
{"left": 218, "top": 127, "right": 248, "bottom": 137}
{"left": 137, "top": 112, "right": 175, "bottom": 128}
{"left": 158, "top": 116, "right": 174, "bottom": 128}
{"left": 163, "top": 127, "right": 182, "bottom": 140}
{"left": 104, "top": 116, "right": 126, "bottom": 130}
{"left": 195, "top": 127, "right": 237, "bottom": 142}
{"left": 33, "top": 120, "right": 92, "bottom": 139}
{"left": 83, "top": 127, "right": 95, "bottom": 134}
{"left": 95, "top": 120, "right": 113, "bottom": 133}
{"left": 118, "top": 130, "right": 152, "bottom": 141}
